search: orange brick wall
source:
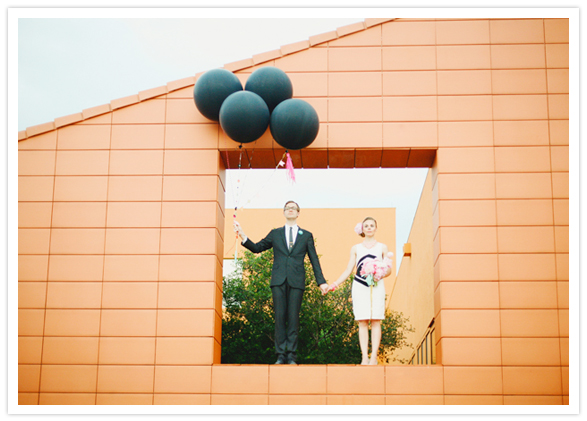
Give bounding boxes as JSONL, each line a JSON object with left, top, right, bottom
{"left": 17, "top": 18, "right": 569, "bottom": 405}
{"left": 428, "top": 18, "right": 569, "bottom": 404}
{"left": 18, "top": 100, "right": 226, "bottom": 404}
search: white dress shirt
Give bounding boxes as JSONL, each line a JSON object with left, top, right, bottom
{"left": 285, "top": 224, "right": 299, "bottom": 247}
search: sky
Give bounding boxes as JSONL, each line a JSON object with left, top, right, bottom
{"left": 17, "top": 16, "right": 366, "bottom": 131}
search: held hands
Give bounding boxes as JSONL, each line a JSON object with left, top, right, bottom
{"left": 320, "top": 282, "right": 339, "bottom": 295}
{"left": 327, "top": 282, "right": 339, "bottom": 292}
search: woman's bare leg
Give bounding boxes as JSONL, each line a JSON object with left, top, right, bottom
{"left": 358, "top": 320, "right": 370, "bottom": 365}
{"left": 369, "top": 320, "right": 381, "bottom": 365}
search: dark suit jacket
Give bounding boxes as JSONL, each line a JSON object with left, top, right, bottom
{"left": 242, "top": 226, "right": 326, "bottom": 290}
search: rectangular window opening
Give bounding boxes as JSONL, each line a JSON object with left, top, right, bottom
{"left": 221, "top": 163, "right": 436, "bottom": 366}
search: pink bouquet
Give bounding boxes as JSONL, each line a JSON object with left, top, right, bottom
{"left": 360, "top": 252, "right": 393, "bottom": 286}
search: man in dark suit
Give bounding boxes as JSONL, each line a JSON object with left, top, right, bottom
{"left": 233, "top": 200, "right": 329, "bottom": 364}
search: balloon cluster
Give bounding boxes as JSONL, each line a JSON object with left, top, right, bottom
{"left": 193, "top": 67, "right": 319, "bottom": 150}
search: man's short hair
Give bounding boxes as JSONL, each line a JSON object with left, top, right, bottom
{"left": 284, "top": 200, "right": 300, "bottom": 211}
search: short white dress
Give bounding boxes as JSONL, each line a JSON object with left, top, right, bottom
{"left": 352, "top": 242, "right": 386, "bottom": 321}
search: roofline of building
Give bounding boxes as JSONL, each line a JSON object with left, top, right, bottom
{"left": 18, "top": 18, "right": 395, "bottom": 142}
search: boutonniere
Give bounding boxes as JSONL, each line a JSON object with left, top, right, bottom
{"left": 298, "top": 230, "right": 303, "bottom": 235}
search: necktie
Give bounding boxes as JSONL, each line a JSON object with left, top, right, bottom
{"left": 289, "top": 227, "right": 294, "bottom": 250}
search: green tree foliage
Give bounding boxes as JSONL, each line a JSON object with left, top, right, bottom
{"left": 222, "top": 247, "right": 414, "bottom": 365}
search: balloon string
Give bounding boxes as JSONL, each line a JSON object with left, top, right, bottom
{"left": 225, "top": 233, "right": 239, "bottom": 256}
{"left": 233, "top": 144, "right": 244, "bottom": 263}
{"left": 221, "top": 132, "right": 241, "bottom": 262}
{"left": 232, "top": 140, "right": 259, "bottom": 212}
{"left": 234, "top": 145, "right": 244, "bottom": 213}
{"left": 233, "top": 143, "right": 248, "bottom": 213}
{"left": 228, "top": 140, "right": 270, "bottom": 262}
{"left": 248, "top": 148, "right": 256, "bottom": 167}
{"left": 234, "top": 155, "right": 286, "bottom": 213}
{"left": 232, "top": 140, "right": 258, "bottom": 262}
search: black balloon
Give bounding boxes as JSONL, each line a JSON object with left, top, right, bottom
{"left": 219, "top": 91, "right": 270, "bottom": 144}
{"left": 270, "top": 99, "right": 319, "bottom": 150}
{"left": 245, "top": 67, "right": 293, "bottom": 112}
{"left": 193, "top": 69, "right": 242, "bottom": 121}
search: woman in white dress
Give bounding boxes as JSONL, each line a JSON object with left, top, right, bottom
{"left": 329, "top": 217, "right": 392, "bottom": 365}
